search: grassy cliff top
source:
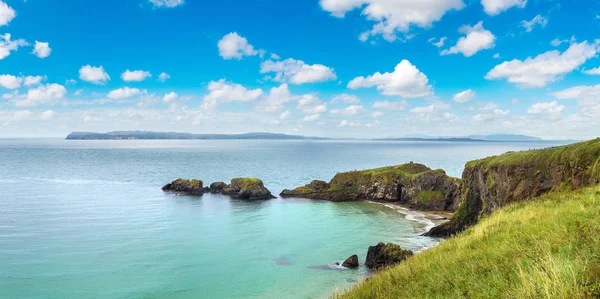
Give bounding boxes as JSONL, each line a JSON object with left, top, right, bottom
{"left": 339, "top": 186, "right": 600, "bottom": 298}
{"left": 466, "top": 138, "right": 600, "bottom": 170}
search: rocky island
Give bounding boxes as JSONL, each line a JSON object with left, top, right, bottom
{"left": 162, "top": 177, "right": 275, "bottom": 200}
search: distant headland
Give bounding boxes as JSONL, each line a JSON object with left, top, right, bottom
{"left": 65, "top": 131, "right": 543, "bottom": 141}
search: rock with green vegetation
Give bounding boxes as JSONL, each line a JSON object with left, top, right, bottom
{"left": 426, "top": 138, "right": 600, "bottom": 237}
{"left": 341, "top": 254, "right": 359, "bottom": 268}
{"left": 341, "top": 186, "right": 600, "bottom": 298}
{"left": 280, "top": 163, "right": 460, "bottom": 211}
{"left": 221, "top": 178, "right": 275, "bottom": 200}
{"left": 209, "top": 181, "right": 227, "bottom": 193}
{"left": 162, "top": 178, "right": 207, "bottom": 195}
{"left": 365, "top": 242, "right": 413, "bottom": 269}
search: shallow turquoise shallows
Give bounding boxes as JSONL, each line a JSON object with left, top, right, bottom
{"left": 0, "top": 139, "right": 568, "bottom": 298}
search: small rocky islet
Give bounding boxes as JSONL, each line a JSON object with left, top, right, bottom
{"left": 162, "top": 177, "right": 275, "bottom": 200}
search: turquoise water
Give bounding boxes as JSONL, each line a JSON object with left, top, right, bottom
{"left": 0, "top": 139, "right": 569, "bottom": 298}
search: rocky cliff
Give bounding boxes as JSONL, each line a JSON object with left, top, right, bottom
{"left": 281, "top": 163, "right": 461, "bottom": 211}
{"left": 426, "top": 138, "right": 600, "bottom": 237}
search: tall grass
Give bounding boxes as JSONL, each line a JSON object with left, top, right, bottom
{"left": 340, "top": 187, "right": 600, "bottom": 298}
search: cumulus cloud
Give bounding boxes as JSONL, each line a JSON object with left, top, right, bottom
{"left": 583, "top": 67, "right": 600, "bottom": 75}
{"left": 0, "top": 33, "right": 28, "bottom": 60}
{"left": 107, "top": 87, "right": 146, "bottom": 99}
{"left": 338, "top": 119, "right": 361, "bottom": 127}
{"left": 0, "top": 74, "right": 21, "bottom": 89}
{"left": 303, "top": 114, "right": 321, "bottom": 122}
{"left": 255, "top": 83, "right": 294, "bottom": 112}
{"left": 24, "top": 76, "right": 45, "bottom": 86}
{"left": 331, "top": 93, "right": 360, "bottom": 104}
{"left": 14, "top": 83, "right": 67, "bottom": 107}
{"left": 79, "top": 65, "right": 110, "bottom": 85}
{"left": 348, "top": 60, "right": 432, "bottom": 98}
{"left": 371, "top": 111, "right": 384, "bottom": 118}
{"left": 481, "top": 0, "right": 526, "bottom": 16}
{"left": 453, "top": 89, "right": 476, "bottom": 104}
{"left": 279, "top": 110, "right": 290, "bottom": 120}
{"left": 472, "top": 102, "right": 509, "bottom": 121}
{"left": 320, "top": 0, "right": 465, "bottom": 41}
{"left": 0, "top": 1, "right": 15, "bottom": 26}
{"left": 527, "top": 101, "right": 564, "bottom": 118}
{"left": 410, "top": 101, "right": 450, "bottom": 114}
{"left": 40, "top": 110, "right": 56, "bottom": 120}
{"left": 158, "top": 72, "right": 171, "bottom": 82}
{"left": 331, "top": 105, "right": 366, "bottom": 116}
{"left": 260, "top": 58, "right": 337, "bottom": 84}
{"left": 121, "top": 69, "right": 152, "bottom": 82}
{"left": 441, "top": 22, "right": 495, "bottom": 57}
{"left": 218, "top": 32, "right": 258, "bottom": 60}
{"left": 201, "top": 79, "right": 264, "bottom": 109}
{"left": 162, "top": 92, "right": 178, "bottom": 103}
{"left": 521, "top": 15, "right": 548, "bottom": 32}
{"left": 372, "top": 100, "right": 408, "bottom": 110}
{"left": 485, "top": 41, "right": 597, "bottom": 88}
{"left": 32, "top": 41, "right": 52, "bottom": 58}
{"left": 552, "top": 84, "right": 600, "bottom": 107}
{"left": 148, "top": 0, "right": 184, "bottom": 8}
{"left": 297, "top": 94, "right": 327, "bottom": 114}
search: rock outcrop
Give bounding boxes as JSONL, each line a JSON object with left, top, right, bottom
{"left": 281, "top": 163, "right": 460, "bottom": 211}
{"left": 341, "top": 255, "right": 359, "bottom": 268}
{"left": 365, "top": 242, "right": 413, "bottom": 269}
{"left": 426, "top": 138, "right": 600, "bottom": 237}
{"left": 163, "top": 178, "right": 275, "bottom": 200}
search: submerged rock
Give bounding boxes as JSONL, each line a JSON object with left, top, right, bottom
{"left": 221, "top": 178, "right": 275, "bottom": 200}
{"left": 162, "top": 179, "right": 207, "bottom": 195}
{"left": 365, "top": 242, "right": 413, "bottom": 269}
{"left": 342, "top": 254, "right": 359, "bottom": 268}
{"left": 281, "top": 163, "right": 460, "bottom": 211}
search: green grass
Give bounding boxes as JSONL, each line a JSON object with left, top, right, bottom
{"left": 417, "top": 190, "right": 444, "bottom": 203}
{"left": 339, "top": 186, "right": 600, "bottom": 298}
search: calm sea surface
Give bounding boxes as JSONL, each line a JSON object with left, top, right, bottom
{"left": 0, "top": 139, "right": 570, "bottom": 298}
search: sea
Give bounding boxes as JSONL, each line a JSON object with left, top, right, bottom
{"left": 0, "top": 139, "right": 570, "bottom": 298}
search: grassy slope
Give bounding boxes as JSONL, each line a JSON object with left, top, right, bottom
{"left": 340, "top": 186, "right": 600, "bottom": 298}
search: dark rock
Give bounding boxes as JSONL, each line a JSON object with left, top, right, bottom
{"left": 221, "top": 178, "right": 275, "bottom": 200}
{"left": 209, "top": 181, "right": 227, "bottom": 193}
{"left": 342, "top": 254, "right": 359, "bottom": 268}
{"left": 162, "top": 179, "right": 207, "bottom": 195}
{"left": 365, "top": 242, "right": 413, "bottom": 269}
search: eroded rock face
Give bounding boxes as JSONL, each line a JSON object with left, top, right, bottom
{"left": 342, "top": 254, "right": 359, "bottom": 268}
{"left": 162, "top": 179, "right": 207, "bottom": 195}
{"left": 280, "top": 163, "right": 460, "bottom": 211}
{"left": 426, "top": 139, "right": 600, "bottom": 237}
{"left": 365, "top": 242, "right": 413, "bottom": 269}
{"left": 221, "top": 178, "right": 275, "bottom": 200}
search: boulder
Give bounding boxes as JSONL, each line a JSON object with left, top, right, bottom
{"left": 341, "top": 254, "right": 359, "bottom": 268}
{"left": 365, "top": 242, "right": 413, "bottom": 269}
{"left": 209, "top": 181, "right": 227, "bottom": 193}
{"left": 162, "top": 179, "right": 207, "bottom": 195}
{"left": 221, "top": 178, "right": 275, "bottom": 200}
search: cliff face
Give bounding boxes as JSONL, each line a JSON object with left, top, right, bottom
{"left": 426, "top": 138, "right": 600, "bottom": 237}
{"left": 281, "top": 163, "right": 461, "bottom": 211}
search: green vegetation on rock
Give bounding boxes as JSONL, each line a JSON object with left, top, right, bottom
{"left": 340, "top": 186, "right": 600, "bottom": 298}
{"left": 417, "top": 190, "right": 444, "bottom": 203}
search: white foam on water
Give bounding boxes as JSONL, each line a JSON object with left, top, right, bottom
{"left": 371, "top": 202, "right": 437, "bottom": 234}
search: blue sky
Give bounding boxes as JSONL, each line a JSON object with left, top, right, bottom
{"left": 1, "top": 0, "right": 600, "bottom": 139}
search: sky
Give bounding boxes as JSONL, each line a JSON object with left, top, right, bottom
{"left": 1, "top": 0, "right": 600, "bottom": 139}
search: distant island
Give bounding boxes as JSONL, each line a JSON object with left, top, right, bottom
{"left": 65, "top": 131, "right": 543, "bottom": 141}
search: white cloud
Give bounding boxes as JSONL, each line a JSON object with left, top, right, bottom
{"left": 121, "top": 70, "right": 152, "bottom": 82}
{"left": 149, "top": 0, "right": 184, "bottom": 8}
{"left": 0, "top": 1, "right": 15, "bottom": 26}
{"left": 493, "top": 53, "right": 500, "bottom": 59}
{"left": 303, "top": 114, "right": 321, "bottom": 122}
{"left": 338, "top": 119, "right": 361, "bottom": 127}
{"left": 270, "top": 53, "right": 280, "bottom": 60}
{"left": 79, "top": 65, "right": 110, "bottom": 85}
{"left": 410, "top": 101, "right": 450, "bottom": 114}
{"left": 481, "top": 0, "right": 526, "bottom": 16}
{"left": 348, "top": 60, "right": 432, "bottom": 98}
{"left": 24, "top": 75, "right": 44, "bottom": 86}
{"left": 0, "top": 74, "right": 21, "bottom": 89}
{"left": 0, "top": 33, "right": 28, "bottom": 60}
{"left": 429, "top": 37, "right": 447, "bottom": 48}
{"left": 331, "top": 93, "right": 360, "bottom": 104}
{"left": 485, "top": 41, "right": 597, "bottom": 88}
{"left": 472, "top": 102, "right": 509, "bottom": 121}
{"left": 371, "top": 111, "right": 384, "bottom": 118}
{"left": 107, "top": 87, "right": 146, "bottom": 99}
{"left": 297, "top": 94, "right": 327, "bottom": 114}
{"left": 218, "top": 32, "right": 258, "bottom": 60}
{"left": 201, "top": 79, "right": 264, "bottom": 109}
{"left": 552, "top": 85, "right": 600, "bottom": 106}
{"left": 320, "top": 0, "right": 465, "bottom": 42}
{"left": 260, "top": 58, "right": 337, "bottom": 84}
{"left": 331, "top": 105, "right": 366, "bottom": 116}
{"left": 279, "top": 110, "right": 290, "bottom": 120}
{"left": 441, "top": 22, "right": 495, "bottom": 57}
{"left": 40, "top": 110, "right": 56, "bottom": 120}
{"left": 583, "top": 67, "right": 600, "bottom": 75}
{"left": 372, "top": 100, "right": 408, "bottom": 110}
{"left": 521, "top": 15, "right": 547, "bottom": 32}
{"left": 158, "top": 72, "right": 170, "bottom": 82}
{"left": 32, "top": 41, "right": 51, "bottom": 58}
{"left": 10, "top": 110, "right": 34, "bottom": 121}
{"left": 255, "top": 84, "right": 295, "bottom": 112}
{"left": 66, "top": 79, "right": 77, "bottom": 85}
{"left": 453, "top": 89, "right": 476, "bottom": 103}
{"left": 15, "top": 83, "right": 67, "bottom": 107}
{"left": 527, "top": 101, "right": 564, "bottom": 117}
{"left": 162, "top": 92, "right": 178, "bottom": 103}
